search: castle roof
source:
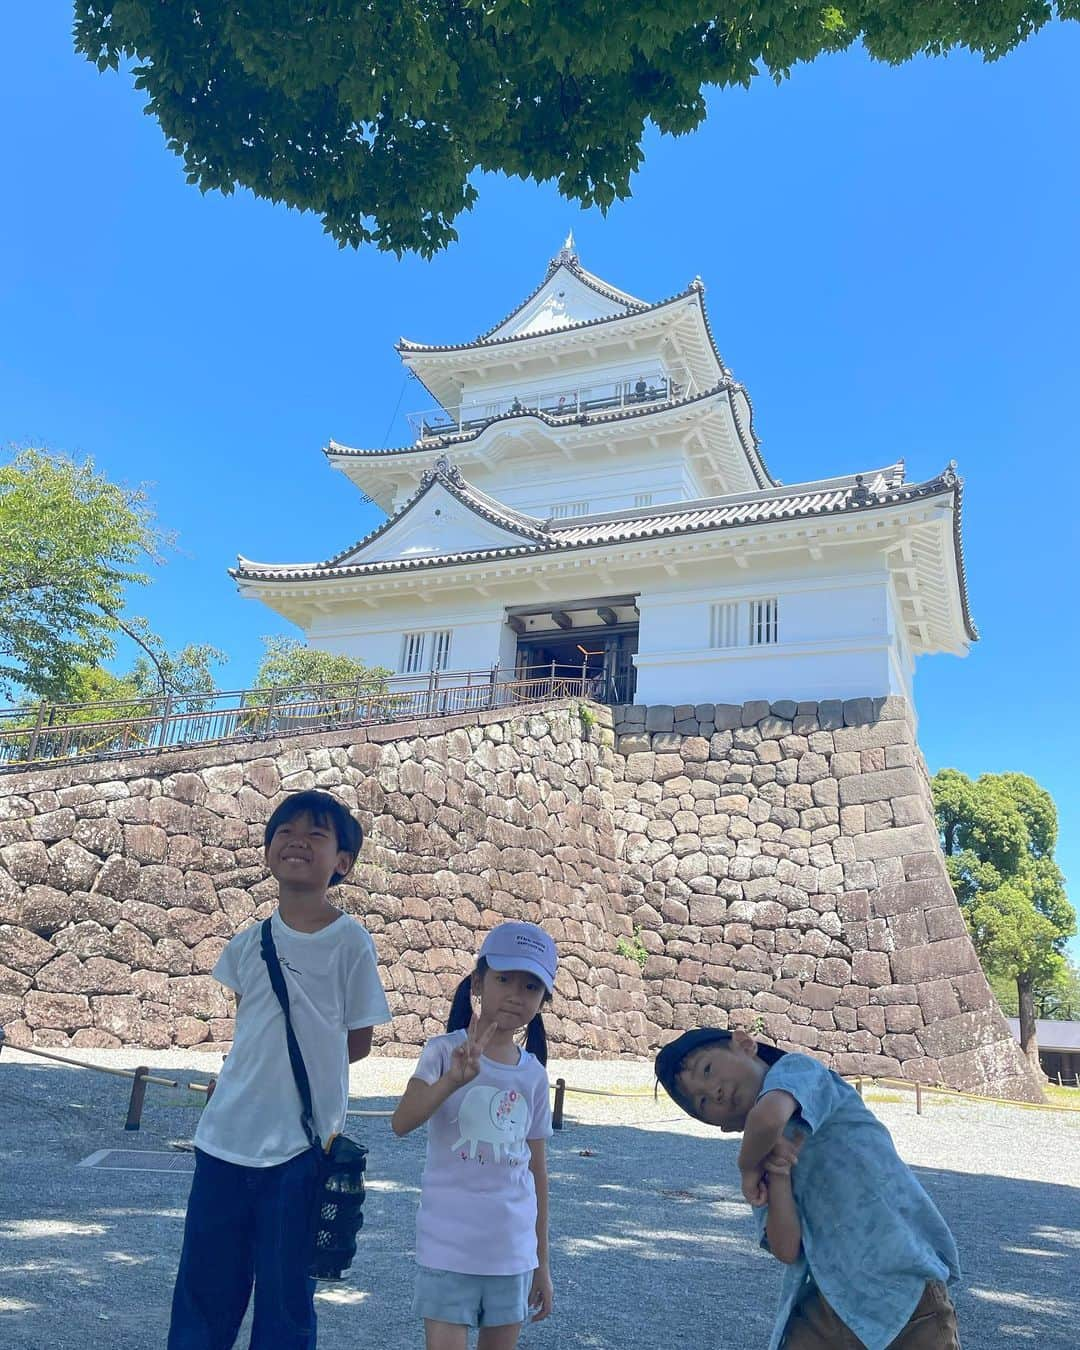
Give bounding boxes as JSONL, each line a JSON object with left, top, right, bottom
{"left": 325, "top": 377, "right": 773, "bottom": 502}
{"left": 232, "top": 458, "right": 975, "bottom": 651}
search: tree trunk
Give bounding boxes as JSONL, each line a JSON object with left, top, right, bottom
{"left": 1016, "top": 974, "right": 1043, "bottom": 1078}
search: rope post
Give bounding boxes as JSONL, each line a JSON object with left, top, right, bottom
{"left": 915, "top": 1082, "right": 923, "bottom": 1116}
{"left": 205, "top": 1076, "right": 217, "bottom": 1102}
{"left": 856, "top": 1077, "right": 863, "bottom": 1099}
{"left": 125, "top": 1066, "right": 150, "bottom": 1131}
{"left": 553, "top": 1078, "right": 566, "bottom": 1131}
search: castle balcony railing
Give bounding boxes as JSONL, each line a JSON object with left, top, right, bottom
{"left": 406, "top": 365, "right": 695, "bottom": 442}
{"left": 0, "top": 664, "right": 609, "bottom": 771}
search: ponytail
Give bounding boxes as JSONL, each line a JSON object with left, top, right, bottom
{"left": 447, "top": 956, "right": 488, "bottom": 1033}
{"left": 524, "top": 1011, "right": 548, "bottom": 1066}
{"left": 446, "top": 974, "right": 475, "bottom": 1034}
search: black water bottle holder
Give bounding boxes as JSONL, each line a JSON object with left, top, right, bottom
{"left": 260, "top": 919, "right": 368, "bottom": 1281}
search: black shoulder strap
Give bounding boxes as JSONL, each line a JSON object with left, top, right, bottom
{"left": 260, "top": 918, "right": 320, "bottom": 1151}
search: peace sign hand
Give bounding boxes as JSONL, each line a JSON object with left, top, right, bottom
{"left": 448, "top": 1019, "right": 496, "bottom": 1086}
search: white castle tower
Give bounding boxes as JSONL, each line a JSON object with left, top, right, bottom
{"left": 232, "top": 240, "right": 974, "bottom": 708}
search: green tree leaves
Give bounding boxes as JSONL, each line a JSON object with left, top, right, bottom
{"left": 72, "top": 3, "right": 1080, "bottom": 256}
{"left": 253, "top": 636, "right": 390, "bottom": 692}
{"left": 931, "top": 768, "right": 1076, "bottom": 1068}
{"left": 0, "top": 447, "right": 166, "bottom": 700}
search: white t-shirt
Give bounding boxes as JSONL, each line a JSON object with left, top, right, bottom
{"left": 411, "top": 1030, "right": 552, "bottom": 1276}
{"left": 194, "top": 909, "right": 391, "bottom": 1167}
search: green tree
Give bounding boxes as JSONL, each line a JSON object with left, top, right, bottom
{"left": 0, "top": 447, "right": 168, "bottom": 700}
{"left": 254, "top": 637, "right": 390, "bottom": 692}
{"left": 10, "top": 646, "right": 227, "bottom": 761}
{"left": 243, "top": 637, "right": 393, "bottom": 730}
{"left": 1039, "top": 958, "right": 1080, "bottom": 1020}
{"left": 73, "top": 3, "right": 1080, "bottom": 257}
{"left": 932, "top": 768, "right": 1076, "bottom": 1073}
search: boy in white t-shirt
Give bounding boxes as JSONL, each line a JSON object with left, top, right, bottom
{"left": 168, "top": 789, "right": 391, "bottom": 1350}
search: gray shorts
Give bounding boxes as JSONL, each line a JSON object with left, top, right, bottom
{"left": 413, "top": 1264, "right": 531, "bottom": 1328}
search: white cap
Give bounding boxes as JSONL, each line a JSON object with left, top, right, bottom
{"left": 479, "top": 922, "right": 558, "bottom": 993}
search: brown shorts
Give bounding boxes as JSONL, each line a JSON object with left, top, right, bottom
{"left": 782, "top": 1280, "right": 960, "bottom": 1349}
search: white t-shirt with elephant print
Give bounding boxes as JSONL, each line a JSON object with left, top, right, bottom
{"left": 411, "top": 1030, "right": 552, "bottom": 1275}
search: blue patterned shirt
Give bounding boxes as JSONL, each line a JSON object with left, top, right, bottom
{"left": 752, "top": 1054, "right": 960, "bottom": 1350}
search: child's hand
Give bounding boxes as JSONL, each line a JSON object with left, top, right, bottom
{"left": 741, "top": 1166, "right": 768, "bottom": 1207}
{"left": 528, "top": 1264, "right": 553, "bottom": 1321}
{"left": 764, "top": 1133, "right": 804, "bottom": 1178}
{"left": 448, "top": 1019, "right": 496, "bottom": 1086}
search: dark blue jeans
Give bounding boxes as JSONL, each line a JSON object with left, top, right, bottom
{"left": 168, "top": 1147, "right": 319, "bottom": 1349}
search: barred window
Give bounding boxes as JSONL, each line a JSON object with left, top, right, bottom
{"left": 633, "top": 492, "right": 653, "bottom": 508}
{"left": 401, "top": 632, "right": 426, "bottom": 674}
{"left": 401, "top": 629, "right": 453, "bottom": 674}
{"left": 749, "top": 597, "right": 779, "bottom": 646}
{"left": 550, "top": 501, "right": 590, "bottom": 519}
{"left": 431, "top": 629, "right": 452, "bottom": 671}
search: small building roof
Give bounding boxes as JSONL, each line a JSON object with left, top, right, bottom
{"left": 1007, "top": 1019, "right": 1080, "bottom": 1052}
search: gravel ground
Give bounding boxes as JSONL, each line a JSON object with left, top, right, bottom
{"left": 1, "top": 1044, "right": 1078, "bottom": 1348}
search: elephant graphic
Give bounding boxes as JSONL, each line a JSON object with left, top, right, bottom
{"left": 452, "top": 1085, "right": 530, "bottom": 1162}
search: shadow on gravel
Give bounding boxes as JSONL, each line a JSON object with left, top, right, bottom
{"left": 0, "top": 1062, "right": 1077, "bottom": 1349}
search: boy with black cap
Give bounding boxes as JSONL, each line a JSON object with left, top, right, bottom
{"left": 655, "top": 1027, "right": 961, "bottom": 1349}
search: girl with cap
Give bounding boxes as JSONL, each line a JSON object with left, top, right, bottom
{"left": 391, "top": 922, "right": 558, "bottom": 1349}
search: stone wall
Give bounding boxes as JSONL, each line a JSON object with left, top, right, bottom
{"left": 0, "top": 696, "right": 1042, "bottom": 1101}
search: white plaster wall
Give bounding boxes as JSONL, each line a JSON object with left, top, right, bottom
{"left": 307, "top": 598, "right": 507, "bottom": 678}
{"left": 347, "top": 485, "right": 528, "bottom": 564}
{"left": 633, "top": 569, "right": 909, "bottom": 706}
{"left": 464, "top": 447, "right": 705, "bottom": 518}
{"left": 298, "top": 554, "right": 917, "bottom": 709}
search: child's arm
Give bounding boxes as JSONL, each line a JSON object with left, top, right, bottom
{"left": 737, "top": 1090, "right": 799, "bottom": 1203}
{"left": 390, "top": 1023, "right": 495, "bottom": 1136}
{"left": 528, "top": 1138, "right": 553, "bottom": 1322}
{"left": 391, "top": 1073, "right": 461, "bottom": 1136}
{"left": 738, "top": 1089, "right": 798, "bottom": 1171}
{"left": 761, "top": 1144, "right": 803, "bottom": 1264}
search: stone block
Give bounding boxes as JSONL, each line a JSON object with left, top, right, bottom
{"left": 644, "top": 706, "right": 674, "bottom": 733}
{"left": 617, "top": 734, "right": 651, "bottom": 757}
{"left": 890, "top": 937, "right": 979, "bottom": 985}
{"left": 916, "top": 1006, "right": 1007, "bottom": 1060}
{"left": 838, "top": 768, "right": 920, "bottom": 807}
{"left": 924, "top": 906, "right": 967, "bottom": 941}
{"left": 796, "top": 754, "right": 830, "bottom": 785}
{"left": 818, "top": 700, "right": 844, "bottom": 730}
{"left": 854, "top": 824, "right": 936, "bottom": 862}
{"left": 25, "top": 990, "right": 92, "bottom": 1030}
{"left": 881, "top": 899, "right": 927, "bottom": 946}
{"left": 0, "top": 841, "right": 49, "bottom": 886}
{"left": 884, "top": 1004, "right": 923, "bottom": 1033}
{"left": 852, "top": 951, "right": 891, "bottom": 987}
{"left": 842, "top": 698, "right": 875, "bottom": 726}
{"left": 28, "top": 809, "right": 76, "bottom": 843}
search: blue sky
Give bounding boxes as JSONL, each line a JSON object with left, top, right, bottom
{"left": 2, "top": 10, "right": 1078, "bottom": 956}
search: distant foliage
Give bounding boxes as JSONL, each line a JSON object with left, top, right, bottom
{"left": 73, "top": 3, "right": 1080, "bottom": 256}
{"left": 253, "top": 637, "right": 391, "bottom": 693}
{"left": 0, "top": 447, "right": 166, "bottom": 700}
{"left": 932, "top": 768, "right": 1076, "bottom": 1065}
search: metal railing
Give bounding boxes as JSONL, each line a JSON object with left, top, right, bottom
{"left": 406, "top": 366, "right": 694, "bottom": 441}
{"left": 0, "top": 664, "right": 605, "bottom": 771}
